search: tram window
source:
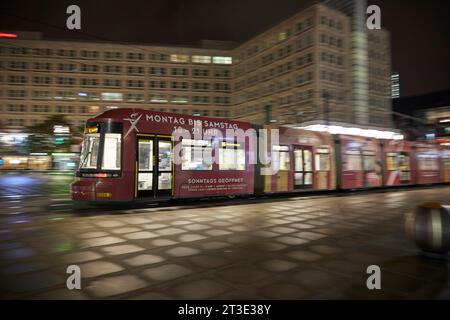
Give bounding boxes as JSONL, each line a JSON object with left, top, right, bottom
{"left": 158, "top": 141, "right": 172, "bottom": 171}
{"left": 158, "top": 172, "right": 172, "bottom": 190}
{"left": 273, "top": 145, "right": 290, "bottom": 171}
{"left": 102, "top": 133, "right": 121, "bottom": 170}
{"left": 304, "top": 150, "right": 312, "bottom": 171}
{"left": 398, "top": 154, "right": 410, "bottom": 170}
{"left": 138, "top": 173, "right": 152, "bottom": 190}
{"left": 418, "top": 156, "right": 438, "bottom": 170}
{"left": 363, "top": 151, "right": 376, "bottom": 171}
{"left": 386, "top": 153, "right": 398, "bottom": 170}
{"left": 219, "top": 141, "right": 245, "bottom": 170}
{"left": 294, "top": 150, "right": 303, "bottom": 171}
{"left": 344, "top": 150, "right": 361, "bottom": 171}
{"left": 315, "top": 149, "right": 330, "bottom": 171}
{"left": 138, "top": 140, "right": 153, "bottom": 170}
{"left": 444, "top": 157, "right": 450, "bottom": 170}
{"left": 181, "top": 139, "right": 212, "bottom": 170}
{"left": 79, "top": 133, "right": 100, "bottom": 169}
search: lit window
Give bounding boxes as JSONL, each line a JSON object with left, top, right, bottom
{"left": 170, "top": 54, "right": 190, "bottom": 63}
{"left": 171, "top": 96, "right": 189, "bottom": 104}
{"left": 344, "top": 150, "right": 362, "bottom": 171}
{"left": 315, "top": 148, "right": 330, "bottom": 171}
{"left": 181, "top": 139, "right": 212, "bottom": 170}
{"left": 102, "top": 133, "right": 121, "bottom": 170}
{"left": 101, "top": 92, "right": 123, "bottom": 101}
{"left": 212, "top": 56, "right": 232, "bottom": 64}
{"left": 150, "top": 95, "right": 168, "bottom": 103}
{"left": 219, "top": 141, "right": 245, "bottom": 170}
{"left": 192, "top": 55, "right": 211, "bottom": 64}
{"left": 273, "top": 145, "right": 290, "bottom": 171}
{"left": 278, "top": 32, "right": 287, "bottom": 41}
{"left": 79, "top": 133, "right": 100, "bottom": 169}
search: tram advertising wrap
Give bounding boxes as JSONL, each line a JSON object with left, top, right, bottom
{"left": 71, "top": 108, "right": 450, "bottom": 203}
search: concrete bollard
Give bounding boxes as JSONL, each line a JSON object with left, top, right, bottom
{"left": 405, "top": 202, "right": 450, "bottom": 254}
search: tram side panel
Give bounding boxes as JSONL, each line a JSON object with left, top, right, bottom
{"left": 261, "top": 126, "right": 337, "bottom": 193}
{"left": 413, "top": 141, "right": 441, "bottom": 185}
{"left": 441, "top": 146, "right": 450, "bottom": 183}
{"left": 382, "top": 139, "right": 414, "bottom": 186}
{"left": 339, "top": 135, "right": 383, "bottom": 189}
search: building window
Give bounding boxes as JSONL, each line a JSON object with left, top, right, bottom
{"left": 150, "top": 67, "right": 166, "bottom": 75}
{"left": 101, "top": 92, "right": 123, "bottom": 101}
{"left": 171, "top": 96, "right": 189, "bottom": 104}
{"left": 192, "top": 55, "right": 211, "bottom": 64}
{"left": 170, "top": 54, "right": 190, "bottom": 63}
{"left": 212, "top": 56, "right": 232, "bottom": 64}
{"left": 150, "top": 95, "right": 168, "bottom": 103}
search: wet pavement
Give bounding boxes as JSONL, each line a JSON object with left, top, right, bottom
{"left": 1, "top": 172, "right": 450, "bottom": 300}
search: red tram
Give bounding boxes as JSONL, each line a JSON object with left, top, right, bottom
{"left": 71, "top": 108, "right": 449, "bottom": 202}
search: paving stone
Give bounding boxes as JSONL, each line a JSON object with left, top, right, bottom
{"left": 275, "top": 236, "right": 309, "bottom": 246}
{"left": 30, "top": 289, "right": 88, "bottom": 300}
{"left": 142, "top": 223, "right": 169, "bottom": 230}
{"left": 286, "top": 250, "right": 323, "bottom": 262}
{"left": 189, "top": 255, "right": 230, "bottom": 269}
{"left": 260, "top": 242, "right": 288, "bottom": 251}
{"left": 82, "top": 236, "right": 125, "bottom": 248}
{"left": 292, "top": 269, "right": 342, "bottom": 289}
{"left": 87, "top": 275, "right": 147, "bottom": 298}
{"left": 254, "top": 230, "right": 280, "bottom": 238}
{"left": 155, "top": 228, "right": 186, "bottom": 236}
{"left": 125, "top": 217, "right": 151, "bottom": 225}
{"left": 129, "top": 292, "right": 173, "bottom": 300}
{"left": 151, "top": 239, "right": 178, "bottom": 247}
{"left": 294, "top": 231, "right": 327, "bottom": 240}
{"left": 178, "top": 234, "right": 207, "bottom": 242}
{"left": 142, "top": 264, "right": 192, "bottom": 281}
{"left": 62, "top": 251, "right": 103, "bottom": 263}
{"left": 95, "top": 220, "right": 125, "bottom": 228}
{"left": 80, "top": 261, "right": 124, "bottom": 278}
{"left": 124, "top": 254, "right": 165, "bottom": 267}
{"left": 270, "top": 227, "right": 297, "bottom": 234}
{"left": 199, "top": 241, "right": 231, "bottom": 250}
{"left": 124, "top": 231, "right": 159, "bottom": 240}
{"left": 260, "top": 259, "right": 298, "bottom": 272}
{"left": 166, "top": 246, "right": 200, "bottom": 257}
{"left": 205, "top": 229, "right": 232, "bottom": 237}
{"left": 171, "top": 279, "right": 228, "bottom": 299}
{"left": 110, "top": 227, "right": 141, "bottom": 234}
{"left": 309, "top": 244, "right": 342, "bottom": 255}
{"left": 78, "top": 231, "right": 109, "bottom": 239}
{"left": 101, "top": 244, "right": 144, "bottom": 256}
{"left": 217, "top": 266, "right": 270, "bottom": 285}
{"left": 227, "top": 226, "right": 249, "bottom": 232}
{"left": 183, "top": 224, "right": 211, "bottom": 231}
{"left": 261, "top": 283, "right": 308, "bottom": 299}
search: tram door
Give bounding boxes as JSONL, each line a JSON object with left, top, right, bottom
{"left": 136, "top": 136, "right": 172, "bottom": 198}
{"left": 293, "top": 146, "right": 313, "bottom": 189}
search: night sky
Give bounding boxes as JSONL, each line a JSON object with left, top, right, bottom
{"left": 0, "top": 0, "right": 449, "bottom": 97}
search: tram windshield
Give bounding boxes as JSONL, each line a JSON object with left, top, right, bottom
{"left": 79, "top": 133, "right": 100, "bottom": 169}
{"left": 79, "top": 122, "right": 122, "bottom": 171}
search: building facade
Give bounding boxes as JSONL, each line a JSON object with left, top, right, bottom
{"left": 0, "top": 3, "right": 393, "bottom": 133}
